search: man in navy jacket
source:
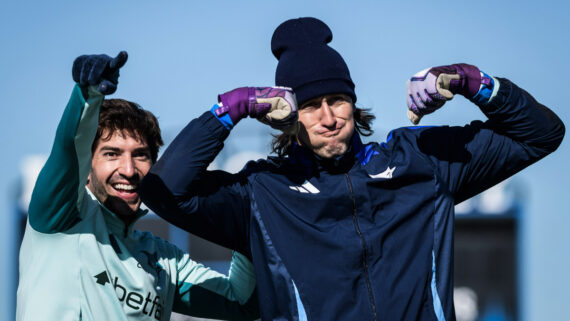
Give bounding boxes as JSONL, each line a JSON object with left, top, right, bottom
{"left": 140, "top": 17, "right": 565, "bottom": 321}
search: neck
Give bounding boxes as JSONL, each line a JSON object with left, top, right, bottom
{"left": 102, "top": 197, "right": 140, "bottom": 226}
{"left": 114, "top": 211, "right": 138, "bottom": 226}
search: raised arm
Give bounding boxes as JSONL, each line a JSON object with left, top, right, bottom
{"left": 28, "top": 52, "right": 128, "bottom": 233}
{"left": 406, "top": 63, "right": 565, "bottom": 202}
{"left": 173, "top": 251, "right": 259, "bottom": 320}
{"left": 140, "top": 87, "right": 297, "bottom": 254}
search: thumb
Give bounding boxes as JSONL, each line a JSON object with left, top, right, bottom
{"left": 109, "top": 51, "right": 128, "bottom": 70}
{"left": 436, "top": 74, "right": 458, "bottom": 99}
{"left": 407, "top": 109, "right": 422, "bottom": 125}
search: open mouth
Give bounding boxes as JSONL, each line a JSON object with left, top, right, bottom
{"left": 112, "top": 183, "right": 139, "bottom": 200}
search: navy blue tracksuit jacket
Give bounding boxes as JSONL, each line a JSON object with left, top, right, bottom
{"left": 140, "top": 78, "right": 564, "bottom": 321}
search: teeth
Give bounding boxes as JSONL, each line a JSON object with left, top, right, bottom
{"left": 114, "top": 184, "right": 136, "bottom": 191}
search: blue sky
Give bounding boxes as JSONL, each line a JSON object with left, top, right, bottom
{"left": 1, "top": 1, "right": 569, "bottom": 320}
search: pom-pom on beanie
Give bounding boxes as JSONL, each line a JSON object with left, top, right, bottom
{"left": 271, "top": 17, "right": 356, "bottom": 105}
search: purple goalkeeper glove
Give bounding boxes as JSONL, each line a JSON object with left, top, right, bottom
{"left": 214, "top": 86, "right": 298, "bottom": 132}
{"left": 406, "top": 63, "right": 486, "bottom": 124}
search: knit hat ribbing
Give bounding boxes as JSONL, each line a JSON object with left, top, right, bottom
{"left": 271, "top": 17, "right": 356, "bottom": 105}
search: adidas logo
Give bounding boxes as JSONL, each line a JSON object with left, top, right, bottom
{"left": 289, "top": 180, "right": 320, "bottom": 194}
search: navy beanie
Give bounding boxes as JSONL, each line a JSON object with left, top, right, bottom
{"left": 271, "top": 17, "right": 356, "bottom": 105}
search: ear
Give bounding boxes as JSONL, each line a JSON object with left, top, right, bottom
{"left": 86, "top": 172, "right": 92, "bottom": 186}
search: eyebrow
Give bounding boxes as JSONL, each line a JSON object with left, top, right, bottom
{"left": 132, "top": 147, "right": 152, "bottom": 155}
{"left": 97, "top": 146, "right": 150, "bottom": 154}
{"left": 327, "top": 94, "right": 350, "bottom": 100}
{"left": 301, "top": 95, "right": 350, "bottom": 107}
{"left": 301, "top": 98, "right": 323, "bottom": 107}
{"left": 98, "top": 146, "right": 121, "bottom": 153}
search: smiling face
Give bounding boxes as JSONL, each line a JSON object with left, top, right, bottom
{"left": 297, "top": 94, "right": 355, "bottom": 158}
{"left": 87, "top": 129, "right": 152, "bottom": 219}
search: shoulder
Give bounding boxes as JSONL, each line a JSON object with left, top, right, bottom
{"left": 240, "top": 156, "right": 286, "bottom": 175}
{"left": 381, "top": 123, "right": 486, "bottom": 147}
{"left": 135, "top": 230, "right": 183, "bottom": 257}
{"left": 378, "top": 126, "right": 436, "bottom": 150}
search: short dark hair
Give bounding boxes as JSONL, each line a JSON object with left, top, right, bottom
{"left": 93, "top": 99, "right": 163, "bottom": 163}
{"left": 271, "top": 106, "right": 376, "bottom": 157}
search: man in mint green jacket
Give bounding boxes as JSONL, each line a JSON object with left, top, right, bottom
{"left": 16, "top": 51, "right": 259, "bottom": 321}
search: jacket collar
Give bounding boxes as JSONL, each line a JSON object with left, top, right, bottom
{"left": 86, "top": 187, "right": 148, "bottom": 237}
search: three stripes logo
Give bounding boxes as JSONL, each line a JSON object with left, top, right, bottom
{"left": 289, "top": 180, "right": 320, "bottom": 194}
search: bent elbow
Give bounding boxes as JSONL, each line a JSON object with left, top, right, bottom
{"left": 544, "top": 114, "right": 565, "bottom": 154}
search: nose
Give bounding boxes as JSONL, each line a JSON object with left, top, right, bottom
{"left": 320, "top": 100, "right": 337, "bottom": 128}
{"left": 118, "top": 155, "right": 136, "bottom": 178}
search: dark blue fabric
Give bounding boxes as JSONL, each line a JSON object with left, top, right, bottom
{"left": 140, "top": 78, "right": 565, "bottom": 321}
{"left": 72, "top": 51, "right": 127, "bottom": 95}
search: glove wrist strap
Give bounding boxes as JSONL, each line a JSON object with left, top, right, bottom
{"left": 471, "top": 71, "right": 495, "bottom": 104}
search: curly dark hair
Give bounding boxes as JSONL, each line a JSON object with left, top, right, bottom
{"left": 271, "top": 106, "right": 375, "bottom": 157}
{"left": 92, "top": 99, "right": 163, "bottom": 163}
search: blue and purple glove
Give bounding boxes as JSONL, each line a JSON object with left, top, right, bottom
{"left": 406, "top": 63, "right": 490, "bottom": 124}
{"left": 214, "top": 86, "right": 298, "bottom": 133}
{"left": 72, "top": 51, "right": 128, "bottom": 95}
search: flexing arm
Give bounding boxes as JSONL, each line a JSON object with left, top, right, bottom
{"left": 28, "top": 52, "right": 128, "bottom": 233}
{"left": 140, "top": 87, "right": 297, "bottom": 254}
{"left": 406, "top": 64, "right": 565, "bottom": 202}
{"left": 173, "top": 251, "right": 259, "bottom": 320}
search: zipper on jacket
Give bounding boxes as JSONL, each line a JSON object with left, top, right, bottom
{"left": 345, "top": 173, "right": 378, "bottom": 321}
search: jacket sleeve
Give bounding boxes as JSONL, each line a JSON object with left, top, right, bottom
{"left": 172, "top": 251, "right": 259, "bottom": 320}
{"left": 28, "top": 85, "right": 104, "bottom": 233}
{"left": 416, "top": 78, "right": 565, "bottom": 203}
{"left": 140, "top": 111, "right": 253, "bottom": 256}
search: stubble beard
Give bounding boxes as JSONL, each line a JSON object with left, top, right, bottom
{"left": 87, "top": 173, "right": 139, "bottom": 219}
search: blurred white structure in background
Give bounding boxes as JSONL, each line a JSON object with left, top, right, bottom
{"left": 454, "top": 287, "right": 479, "bottom": 321}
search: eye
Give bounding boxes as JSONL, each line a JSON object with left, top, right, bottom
{"left": 327, "top": 96, "right": 349, "bottom": 106}
{"left": 103, "top": 151, "right": 118, "bottom": 158}
{"left": 300, "top": 103, "right": 318, "bottom": 110}
{"left": 300, "top": 98, "right": 323, "bottom": 110}
{"left": 134, "top": 151, "right": 151, "bottom": 161}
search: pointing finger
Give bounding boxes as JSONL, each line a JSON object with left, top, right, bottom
{"left": 109, "top": 51, "right": 128, "bottom": 70}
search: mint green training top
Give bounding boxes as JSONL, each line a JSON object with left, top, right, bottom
{"left": 16, "top": 85, "right": 259, "bottom": 321}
